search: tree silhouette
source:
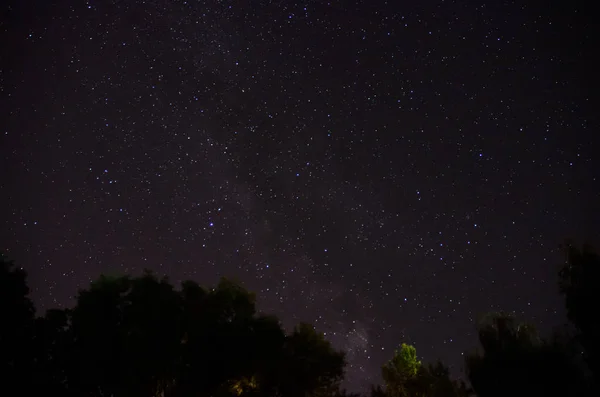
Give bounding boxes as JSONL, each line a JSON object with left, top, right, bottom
{"left": 277, "top": 322, "right": 346, "bottom": 397}
{"left": 173, "top": 277, "right": 291, "bottom": 397}
{"left": 369, "top": 385, "right": 388, "bottom": 397}
{"left": 416, "top": 361, "right": 471, "bottom": 397}
{"left": 381, "top": 343, "right": 468, "bottom": 397}
{"left": 0, "top": 253, "right": 38, "bottom": 396}
{"left": 0, "top": 261, "right": 347, "bottom": 397}
{"left": 4, "top": 241, "right": 597, "bottom": 397}
{"left": 559, "top": 242, "right": 600, "bottom": 384}
{"left": 465, "top": 312, "right": 586, "bottom": 397}
{"left": 31, "top": 308, "right": 73, "bottom": 395}
{"left": 382, "top": 343, "right": 421, "bottom": 397}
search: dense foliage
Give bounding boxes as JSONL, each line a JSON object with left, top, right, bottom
{"left": 1, "top": 256, "right": 345, "bottom": 397}
{"left": 1, "top": 241, "right": 598, "bottom": 396}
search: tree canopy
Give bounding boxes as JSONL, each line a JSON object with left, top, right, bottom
{"left": 381, "top": 343, "right": 469, "bottom": 397}
{"left": 559, "top": 242, "right": 600, "bottom": 382}
{"left": 1, "top": 253, "right": 37, "bottom": 395}
{"left": 0, "top": 259, "right": 346, "bottom": 397}
{"left": 464, "top": 312, "right": 587, "bottom": 397}
{"left": 2, "top": 241, "right": 599, "bottom": 396}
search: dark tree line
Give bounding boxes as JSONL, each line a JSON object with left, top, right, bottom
{"left": 1, "top": 241, "right": 598, "bottom": 397}
{"left": 1, "top": 259, "right": 345, "bottom": 397}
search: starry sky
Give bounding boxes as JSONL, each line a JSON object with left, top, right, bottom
{"left": 1, "top": 0, "right": 598, "bottom": 392}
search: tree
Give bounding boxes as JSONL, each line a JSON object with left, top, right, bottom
{"left": 172, "top": 277, "right": 281, "bottom": 397}
{"left": 416, "top": 361, "right": 471, "bottom": 397}
{"left": 559, "top": 242, "right": 600, "bottom": 382}
{"left": 382, "top": 343, "right": 421, "bottom": 397}
{"left": 370, "top": 385, "right": 388, "bottom": 397}
{"left": 0, "top": 253, "right": 37, "bottom": 396}
{"left": 66, "top": 273, "right": 270, "bottom": 397}
{"left": 381, "top": 343, "right": 468, "bottom": 397}
{"left": 1, "top": 260, "right": 348, "bottom": 397}
{"left": 31, "top": 308, "right": 73, "bottom": 395}
{"left": 275, "top": 322, "right": 346, "bottom": 397}
{"left": 465, "top": 312, "right": 585, "bottom": 397}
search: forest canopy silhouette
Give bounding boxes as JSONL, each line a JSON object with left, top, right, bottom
{"left": 1, "top": 241, "right": 598, "bottom": 397}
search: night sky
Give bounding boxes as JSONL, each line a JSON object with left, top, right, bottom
{"left": 1, "top": 0, "right": 598, "bottom": 392}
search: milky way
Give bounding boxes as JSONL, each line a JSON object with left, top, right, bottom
{"left": 1, "top": 0, "right": 597, "bottom": 392}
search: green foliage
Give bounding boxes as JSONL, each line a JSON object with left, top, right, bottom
{"left": 380, "top": 343, "right": 469, "bottom": 397}
{"left": 382, "top": 343, "right": 422, "bottom": 396}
